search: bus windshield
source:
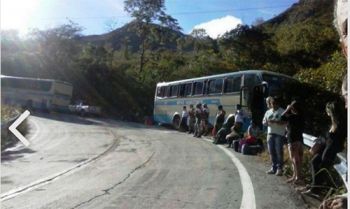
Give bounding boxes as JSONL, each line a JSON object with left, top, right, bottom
{"left": 262, "top": 73, "right": 292, "bottom": 96}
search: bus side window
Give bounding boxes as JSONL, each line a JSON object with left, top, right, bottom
{"left": 165, "top": 86, "right": 171, "bottom": 97}
{"left": 184, "top": 83, "right": 192, "bottom": 97}
{"left": 179, "top": 84, "right": 185, "bottom": 97}
{"left": 170, "top": 85, "right": 179, "bottom": 97}
{"left": 193, "top": 81, "right": 204, "bottom": 95}
{"left": 208, "top": 79, "right": 223, "bottom": 94}
{"left": 224, "top": 76, "right": 241, "bottom": 93}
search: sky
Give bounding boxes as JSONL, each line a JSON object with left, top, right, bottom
{"left": 1, "top": 0, "right": 298, "bottom": 38}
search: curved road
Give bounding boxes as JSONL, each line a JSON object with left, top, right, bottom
{"left": 1, "top": 113, "right": 306, "bottom": 209}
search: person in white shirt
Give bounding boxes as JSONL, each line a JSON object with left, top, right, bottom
{"left": 263, "top": 97, "right": 287, "bottom": 176}
{"left": 179, "top": 106, "right": 189, "bottom": 131}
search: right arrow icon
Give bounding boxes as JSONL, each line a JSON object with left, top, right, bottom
{"left": 9, "top": 110, "right": 31, "bottom": 147}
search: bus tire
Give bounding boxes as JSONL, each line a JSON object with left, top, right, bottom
{"left": 172, "top": 115, "right": 180, "bottom": 130}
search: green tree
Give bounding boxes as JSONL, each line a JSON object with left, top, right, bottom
{"left": 124, "top": 0, "right": 181, "bottom": 77}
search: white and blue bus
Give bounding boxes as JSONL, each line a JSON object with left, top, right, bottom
{"left": 153, "top": 70, "right": 298, "bottom": 129}
{"left": 1, "top": 75, "right": 73, "bottom": 111}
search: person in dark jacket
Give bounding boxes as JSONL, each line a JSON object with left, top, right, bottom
{"left": 213, "top": 113, "right": 235, "bottom": 144}
{"left": 213, "top": 105, "right": 226, "bottom": 137}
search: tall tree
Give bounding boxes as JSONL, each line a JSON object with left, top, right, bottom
{"left": 124, "top": 0, "right": 181, "bottom": 78}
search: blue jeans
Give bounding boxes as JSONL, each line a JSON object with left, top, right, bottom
{"left": 267, "top": 134, "right": 284, "bottom": 170}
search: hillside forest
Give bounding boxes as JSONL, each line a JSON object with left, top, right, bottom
{"left": 1, "top": 0, "right": 347, "bottom": 135}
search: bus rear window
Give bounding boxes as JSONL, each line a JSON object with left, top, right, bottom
{"left": 157, "top": 86, "right": 165, "bottom": 97}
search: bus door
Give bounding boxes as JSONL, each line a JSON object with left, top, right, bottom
{"left": 240, "top": 74, "right": 260, "bottom": 129}
{"left": 240, "top": 74, "right": 258, "bottom": 109}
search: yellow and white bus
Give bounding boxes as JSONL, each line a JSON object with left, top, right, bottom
{"left": 153, "top": 70, "right": 298, "bottom": 129}
{"left": 1, "top": 75, "right": 73, "bottom": 111}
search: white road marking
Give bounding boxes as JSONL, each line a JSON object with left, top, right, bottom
{"left": 202, "top": 138, "right": 256, "bottom": 209}
{"left": 0, "top": 130, "right": 118, "bottom": 201}
{"left": 9, "top": 110, "right": 31, "bottom": 146}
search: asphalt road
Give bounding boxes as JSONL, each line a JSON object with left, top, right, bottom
{"left": 1, "top": 114, "right": 306, "bottom": 209}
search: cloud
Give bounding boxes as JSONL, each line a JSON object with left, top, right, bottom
{"left": 192, "top": 15, "right": 242, "bottom": 39}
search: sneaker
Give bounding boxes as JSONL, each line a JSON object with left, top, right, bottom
{"left": 275, "top": 169, "right": 283, "bottom": 176}
{"left": 266, "top": 169, "right": 276, "bottom": 174}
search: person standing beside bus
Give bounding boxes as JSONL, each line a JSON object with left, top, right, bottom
{"left": 188, "top": 104, "right": 196, "bottom": 134}
{"left": 201, "top": 104, "right": 210, "bottom": 136}
{"left": 194, "top": 103, "right": 203, "bottom": 138}
{"left": 179, "top": 106, "right": 189, "bottom": 132}
{"left": 263, "top": 97, "right": 287, "bottom": 176}
{"left": 281, "top": 100, "right": 305, "bottom": 184}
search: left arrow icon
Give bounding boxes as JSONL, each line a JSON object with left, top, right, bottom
{"left": 9, "top": 110, "right": 31, "bottom": 147}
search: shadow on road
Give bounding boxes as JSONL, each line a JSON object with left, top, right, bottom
{"left": 1, "top": 147, "right": 36, "bottom": 162}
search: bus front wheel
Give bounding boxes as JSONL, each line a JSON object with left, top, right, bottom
{"left": 172, "top": 115, "right": 180, "bottom": 130}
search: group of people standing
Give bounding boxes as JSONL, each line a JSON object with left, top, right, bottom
{"left": 261, "top": 92, "right": 347, "bottom": 201}
{"left": 179, "top": 103, "right": 210, "bottom": 138}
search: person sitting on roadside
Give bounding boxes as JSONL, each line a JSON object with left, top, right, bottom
{"left": 212, "top": 105, "right": 226, "bottom": 137}
{"left": 226, "top": 122, "right": 242, "bottom": 148}
{"left": 213, "top": 113, "right": 235, "bottom": 144}
{"left": 238, "top": 120, "right": 262, "bottom": 150}
{"left": 301, "top": 99, "right": 347, "bottom": 198}
{"left": 281, "top": 100, "right": 305, "bottom": 185}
